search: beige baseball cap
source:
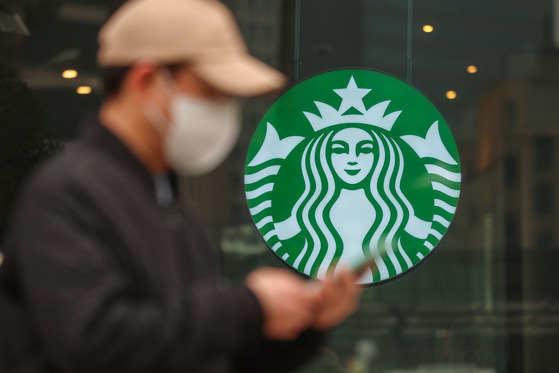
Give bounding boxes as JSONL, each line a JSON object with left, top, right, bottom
{"left": 97, "top": 0, "right": 286, "bottom": 96}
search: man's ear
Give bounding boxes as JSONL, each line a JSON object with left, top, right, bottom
{"left": 125, "top": 63, "right": 160, "bottom": 104}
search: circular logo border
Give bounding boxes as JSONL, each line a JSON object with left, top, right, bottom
{"left": 244, "top": 68, "right": 461, "bottom": 286}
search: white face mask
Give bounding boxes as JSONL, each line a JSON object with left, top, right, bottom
{"left": 166, "top": 95, "right": 241, "bottom": 176}
{"left": 144, "top": 72, "right": 242, "bottom": 176}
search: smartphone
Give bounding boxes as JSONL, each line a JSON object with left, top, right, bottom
{"left": 351, "top": 257, "right": 375, "bottom": 277}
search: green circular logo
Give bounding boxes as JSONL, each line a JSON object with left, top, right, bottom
{"left": 245, "top": 69, "right": 461, "bottom": 285}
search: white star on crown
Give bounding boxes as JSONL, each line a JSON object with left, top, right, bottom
{"left": 303, "top": 76, "right": 402, "bottom": 132}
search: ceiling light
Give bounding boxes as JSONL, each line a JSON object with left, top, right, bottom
{"left": 76, "top": 86, "right": 92, "bottom": 95}
{"left": 446, "top": 90, "right": 457, "bottom": 100}
{"left": 467, "top": 65, "right": 478, "bottom": 74}
{"left": 423, "top": 25, "right": 434, "bottom": 33}
{"left": 62, "top": 69, "right": 78, "bottom": 79}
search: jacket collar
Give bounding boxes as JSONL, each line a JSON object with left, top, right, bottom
{"left": 78, "top": 116, "right": 177, "bottom": 204}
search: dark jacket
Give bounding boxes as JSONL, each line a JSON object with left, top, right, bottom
{"left": 0, "top": 118, "right": 324, "bottom": 373}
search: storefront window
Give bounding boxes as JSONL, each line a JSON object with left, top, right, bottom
{"left": 279, "top": 1, "right": 558, "bottom": 372}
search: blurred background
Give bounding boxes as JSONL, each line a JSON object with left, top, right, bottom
{"left": 0, "top": 0, "right": 558, "bottom": 372}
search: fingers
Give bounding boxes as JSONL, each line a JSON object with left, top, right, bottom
{"left": 246, "top": 266, "right": 364, "bottom": 339}
{"left": 312, "top": 266, "right": 363, "bottom": 330}
{"left": 246, "top": 268, "right": 322, "bottom": 340}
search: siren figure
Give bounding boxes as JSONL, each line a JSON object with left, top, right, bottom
{"left": 276, "top": 125, "right": 416, "bottom": 283}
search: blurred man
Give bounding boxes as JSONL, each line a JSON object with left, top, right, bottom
{"left": 0, "top": 0, "right": 362, "bottom": 372}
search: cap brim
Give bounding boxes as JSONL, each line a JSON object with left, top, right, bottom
{"left": 191, "top": 54, "right": 287, "bottom": 97}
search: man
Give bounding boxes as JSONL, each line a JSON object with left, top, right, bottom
{"left": 0, "top": 0, "right": 362, "bottom": 372}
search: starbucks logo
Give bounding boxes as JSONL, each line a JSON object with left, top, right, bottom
{"left": 245, "top": 69, "right": 461, "bottom": 285}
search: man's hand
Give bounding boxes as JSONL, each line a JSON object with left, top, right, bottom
{"left": 312, "top": 267, "right": 363, "bottom": 330}
{"left": 246, "top": 268, "right": 319, "bottom": 340}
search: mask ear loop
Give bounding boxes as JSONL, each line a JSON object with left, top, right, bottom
{"left": 142, "top": 67, "right": 181, "bottom": 135}
{"left": 142, "top": 101, "right": 167, "bottom": 135}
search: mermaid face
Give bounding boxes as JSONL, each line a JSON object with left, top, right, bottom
{"left": 330, "top": 127, "right": 375, "bottom": 185}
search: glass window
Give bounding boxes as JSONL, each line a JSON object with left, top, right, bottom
{"left": 533, "top": 183, "right": 554, "bottom": 216}
{"left": 504, "top": 155, "right": 519, "bottom": 187}
{"left": 274, "top": 1, "right": 559, "bottom": 372}
{"left": 533, "top": 136, "right": 553, "bottom": 172}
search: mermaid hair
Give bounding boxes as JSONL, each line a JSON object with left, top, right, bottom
{"left": 292, "top": 126, "right": 415, "bottom": 281}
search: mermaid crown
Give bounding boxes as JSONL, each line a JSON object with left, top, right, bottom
{"left": 303, "top": 76, "right": 402, "bottom": 132}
